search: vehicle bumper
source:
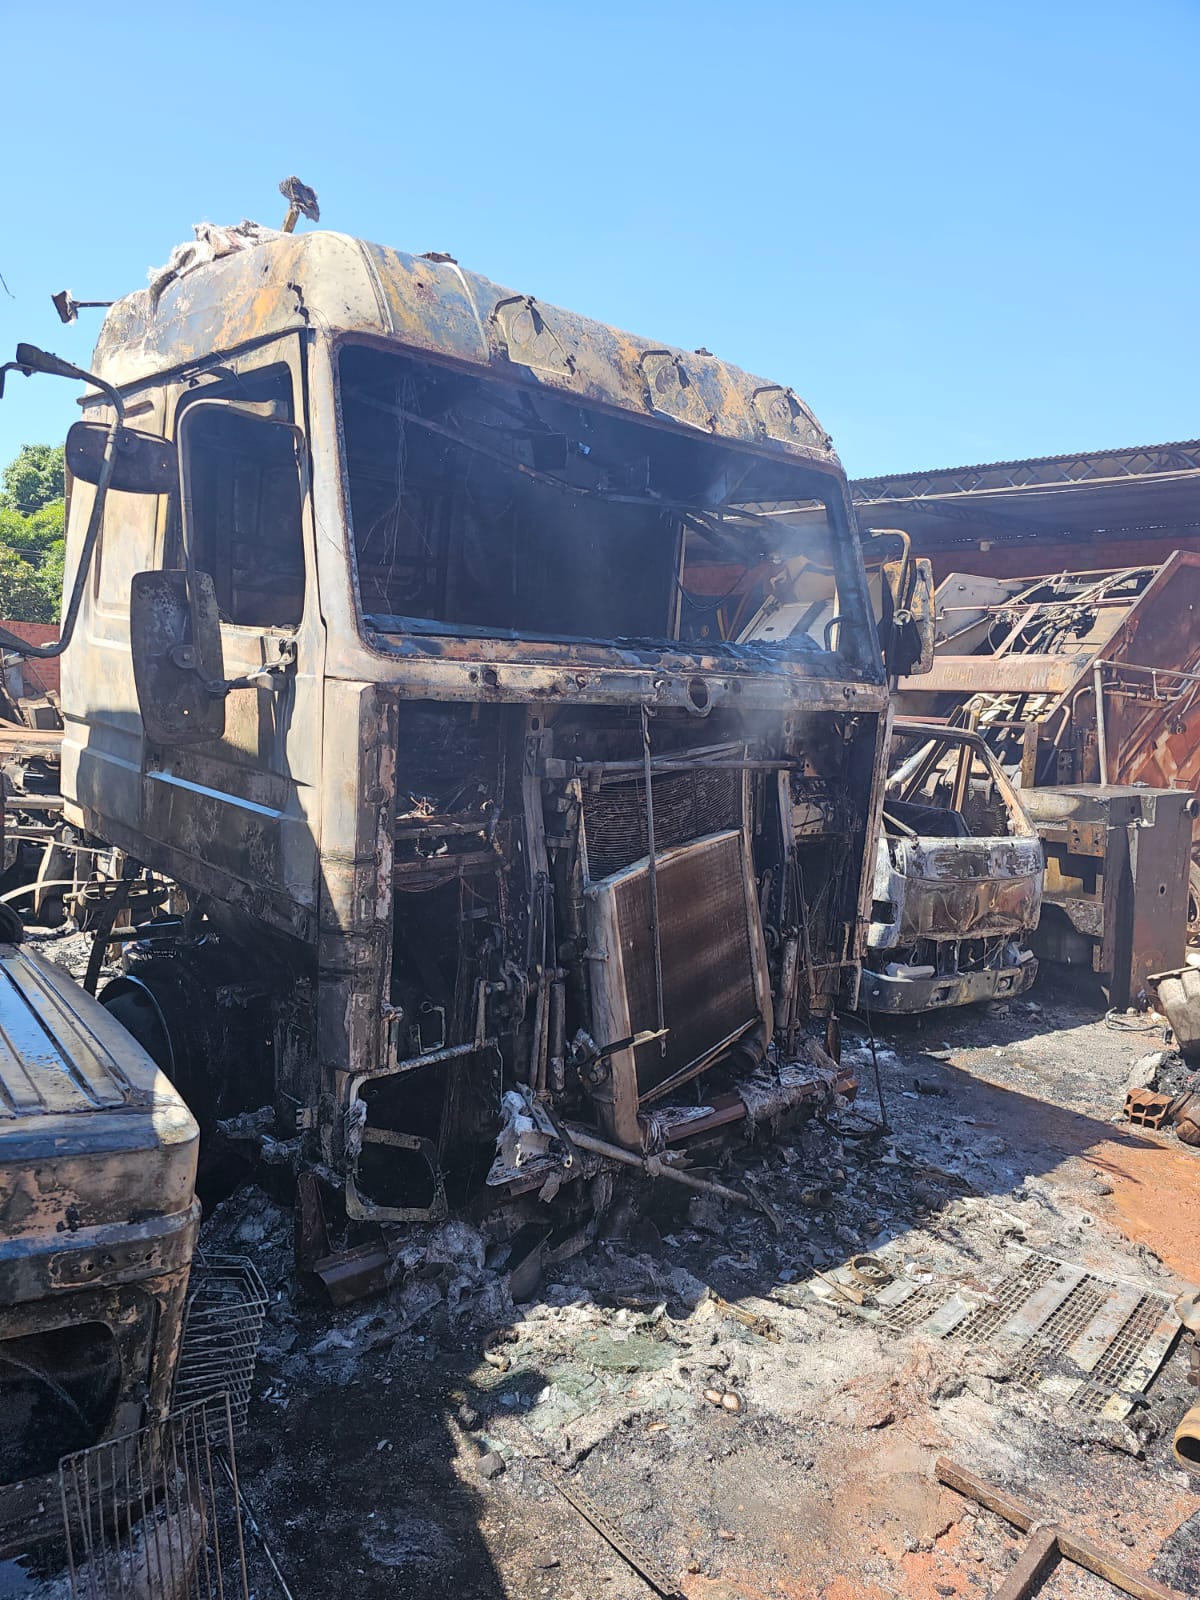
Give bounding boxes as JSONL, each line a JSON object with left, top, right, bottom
{"left": 860, "top": 957, "right": 1038, "bottom": 1014}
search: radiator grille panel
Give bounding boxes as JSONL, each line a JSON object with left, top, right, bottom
{"left": 584, "top": 769, "right": 742, "bottom": 880}
{"left": 601, "top": 831, "right": 760, "bottom": 1098}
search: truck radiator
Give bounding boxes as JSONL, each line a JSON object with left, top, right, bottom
{"left": 582, "top": 767, "right": 743, "bottom": 879}
{"left": 586, "top": 830, "right": 772, "bottom": 1145}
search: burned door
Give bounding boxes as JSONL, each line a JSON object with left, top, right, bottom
{"left": 141, "top": 343, "right": 324, "bottom": 930}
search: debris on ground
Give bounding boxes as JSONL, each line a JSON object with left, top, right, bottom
{"left": 181, "top": 984, "right": 1200, "bottom": 1599}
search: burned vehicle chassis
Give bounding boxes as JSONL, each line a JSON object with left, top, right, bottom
{"left": 91, "top": 685, "right": 888, "bottom": 1225}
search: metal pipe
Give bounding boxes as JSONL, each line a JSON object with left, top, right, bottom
{"left": 641, "top": 706, "right": 666, "bottom": 1052}
{"left": 1173, "top": 1402, "right": 1200, "bottom": 1470}
{"left": 1093, "top": 662, "right": 1110, "bottom": 783}
{"left": 355, "top": 1038, "right": 495, "bottom": 1082}
{"left": 950, "top": 737, "right": 973, "bottom": 814}
{"left": 0, "top": 349, "right": 125, "bottom": 660}
{"left": 568, "top": 757, "right": 795, "bottom": 776}
{"left": 777, "top": 936, "right": 800, "bottom": 1033}
{"left": 548, "top": 978, "right": 566, "bottom": 1094}
{"left": 564, "top": 1125, "right": 758, "bottom": 1209}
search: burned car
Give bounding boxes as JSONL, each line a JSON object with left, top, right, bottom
{"left": 2, "top": 212, "right": 936, "bottom": 1233}
{"left": 860, "top": 721, "right": 1042, "bottom": 1012}
{"left": 0, "top": 941, "right": 199, "bottom": 1554}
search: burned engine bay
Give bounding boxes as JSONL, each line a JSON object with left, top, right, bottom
{"left": 323, "top": 338, "right": 886, "bottom": 1222}
{"left": 347, "top": 698, "right": 880, "bottom": 1222}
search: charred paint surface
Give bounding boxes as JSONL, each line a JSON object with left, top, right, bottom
{"left": 0, "top": 945, "right": 199, "bottom": 1553}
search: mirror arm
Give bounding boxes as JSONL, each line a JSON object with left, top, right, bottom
{"left": 171, "top": 637, "right": 297, "bottom": 698}
{"left": 0, "top": 350, "right": 126, "bottom": 661}
{"left": 220, "top": 638, "right": 299, "bottom": 693}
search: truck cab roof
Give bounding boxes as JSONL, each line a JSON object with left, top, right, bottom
{"left": 90, "top": 224, "right": 838, "bottom": 471}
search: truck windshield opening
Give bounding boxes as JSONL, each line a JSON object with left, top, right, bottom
{"left": 337, "top": 343, "right": 854, "bottom": 653}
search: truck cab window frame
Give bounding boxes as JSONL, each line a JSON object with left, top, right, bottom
{"left": 174, "top": 366, "right": 306, "bottom": 632}
{"left": 334, "top": 339, "right": 876, "bottom": 668}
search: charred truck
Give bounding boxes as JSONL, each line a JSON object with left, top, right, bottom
{"left": 3, "top": 218, "right": 931, "bottom": 1226}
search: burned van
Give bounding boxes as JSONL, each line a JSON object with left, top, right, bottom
{"left": 861, "top": 721, "right": 1042, "bottom": 1012}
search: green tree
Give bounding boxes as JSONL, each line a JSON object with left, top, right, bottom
{"left": 0, "top": 446, "right": 67, "bottom": 623}
{"left": 1, "top": 443, "right": 65, "bottom": 515}
{"left": 0, "top": 545, "right": 57, "bottom": 622}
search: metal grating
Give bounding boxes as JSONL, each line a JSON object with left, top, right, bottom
{"left": 883, "top": 1285, "right": 944, "bottom": 1330}
{"left": 602, "top": 831, "right": 760, "bottom": 1099}
{"left": 1075, "top": 1293, "right": 1182, "bottom": 1418}
{"left": 869, "top": 1250, "right": 1180, "bottom": 1420}
{"left": 173, "top": 1256, "right": 268, "bottom": 1432}
{"left": 1007, "top": 1281, "right": 1108, "bottom": 1386}
{"left": 944, "top": 1255, "right": 1060, "bottom": 1343}
{"left": 59, "top": 1395, "right": 250, "bottom": 1600}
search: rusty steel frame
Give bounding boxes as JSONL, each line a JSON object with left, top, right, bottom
{"left": 900, "top": 552, "right": 1200, "bottom": 796}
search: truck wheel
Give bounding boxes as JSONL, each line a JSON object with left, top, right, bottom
{"left": 100, "top": 983, "right": 174, "bottom": 1078}
{"left": 100, "top": 977, "right": 249, "bottom": 1207}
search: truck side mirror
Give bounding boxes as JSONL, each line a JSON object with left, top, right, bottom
{"left": 882, "top": 555, "right": 936, "bottom": 677}
{"left": 129, "top": 570, "right": 227, "bottom": 745}
{"left": 67, "top": 420, "right": 177, "bottom": 495}
{"left": 865, "top": 529, "right": 937, "bottom": 679}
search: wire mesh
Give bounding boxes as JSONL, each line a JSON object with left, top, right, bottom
{"left": 59, "top": 1395, "right": 249, "bottom": 1600}
{"left": 943, "top": 1254, "right": 1059, "bottom": 1343}
{"left": 172, "top": 1256, "right": 269, "bottom": 1432}
{"left": 1007, "top": 1280, "right": 1108, "bottom": 1386}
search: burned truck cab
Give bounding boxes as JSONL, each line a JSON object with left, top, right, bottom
{"left": 52, "top": 224, "right": 895, "bottom": 1220}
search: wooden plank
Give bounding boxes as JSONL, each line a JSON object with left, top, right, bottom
{"left": 994, "top": 1526, "right": 1060, "bottom": 1600}
{"left": 936, "top": 1458, "right": 1190, "bottom": 1600}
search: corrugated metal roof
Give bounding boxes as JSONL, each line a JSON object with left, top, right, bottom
{"left": 852, "top": 439, "right": 1200, "bottom": 496}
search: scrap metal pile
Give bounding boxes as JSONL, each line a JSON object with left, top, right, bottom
{"left": 897, "top": 556, "right": 1200, "bottom": 1005}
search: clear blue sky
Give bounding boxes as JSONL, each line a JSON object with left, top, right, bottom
{"left": 2, "top": 1, "right": 1196, "bottom": 480}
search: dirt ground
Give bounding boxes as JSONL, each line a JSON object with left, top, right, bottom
{"left": 177, "top": 975, "right": 1200, "bottom": 1600}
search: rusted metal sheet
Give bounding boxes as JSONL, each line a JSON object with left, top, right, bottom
{"left": 899, "top": 652, "right": 1088, "bottom": 697}
{"left": 899, "top": 553, "right": 1200, "bottom": 798}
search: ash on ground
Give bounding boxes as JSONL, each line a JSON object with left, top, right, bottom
{"left": 194, "top": 984, "right": 1200, "bottom": 1599}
